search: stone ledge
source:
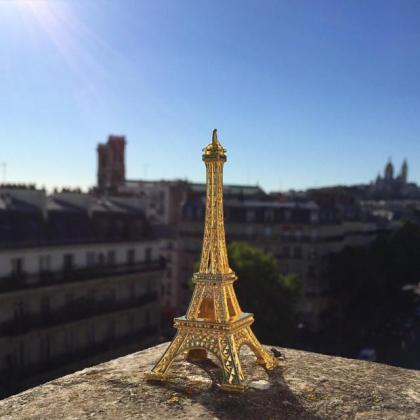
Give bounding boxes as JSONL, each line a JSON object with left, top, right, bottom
{"left": 0, "top": 342, "right": 419, "bottom": 419}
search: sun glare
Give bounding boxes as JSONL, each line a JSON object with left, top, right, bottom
{"left": 8, "top": 0, "right": 90, "bottom": 75}
{"left": 15, "top": 0, "right": 49, "bottom": 10}
{"left": 2, "top": 0, "right": 119, "bottom": 111}
{"left": 15, "top": 0, "right": 51, "bottom": 17}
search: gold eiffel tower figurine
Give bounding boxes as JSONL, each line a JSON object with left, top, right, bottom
{"left": 146, "top": 129, "right": 279, "bottom": 392}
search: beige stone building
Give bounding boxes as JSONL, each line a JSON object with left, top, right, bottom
{"left": 0, "top": 187, "right": 164, "bottom": 398}
{"left": 173, "top": 187, "right": 399, "bottom": 330}
{"left": 113, "top": 180, "right": 190, "bottom": 329}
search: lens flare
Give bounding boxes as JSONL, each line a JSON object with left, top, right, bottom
{"left": 7, "top": 0, "right": 117, "bottom": 88}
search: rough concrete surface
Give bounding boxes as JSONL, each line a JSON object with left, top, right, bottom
{"left": 0, "top": 342, "right": 419, "bottom": 419}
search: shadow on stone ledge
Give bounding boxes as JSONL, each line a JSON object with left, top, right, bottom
{"left": 0, "top": 342, "right": 419, "bottom": 420}
{"left": 147, "top": 352, "right": 319, "bottom": 420}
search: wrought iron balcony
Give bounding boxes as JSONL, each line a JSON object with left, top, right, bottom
{"left": 0, "top": 259, "right": 165, "bottom": 294}
{"left": 0, "top": 292, "right": 158, "bottom": 336}
{"left": 0, "top": 326, "right": 158, "bottom": 399}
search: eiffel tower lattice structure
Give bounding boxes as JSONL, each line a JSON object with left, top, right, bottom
{"left": 146, "top": 129, "right": 279, "bottom": 392}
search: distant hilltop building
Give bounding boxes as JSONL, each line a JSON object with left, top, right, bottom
{"left": 370, "top": 158, "right": 419, "bottom": 199}
{"left": 97, "top": 135, "right": 126, "bottom": 193}
{"left": 375, "top": 158, "right": 407, "bottom": 186}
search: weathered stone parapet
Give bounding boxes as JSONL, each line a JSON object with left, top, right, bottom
{"left": 0, "top": 342, "right": 419, "bottom": 419}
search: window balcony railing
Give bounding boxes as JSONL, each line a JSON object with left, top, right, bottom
{"left": 0, "top": 326, "right": 158, "bottom": 398}
{"left": 0, "top": 259, "right": 165, "bottom": 294}
{"left": 0, "top": 292, "right": 158, "bottom": 337}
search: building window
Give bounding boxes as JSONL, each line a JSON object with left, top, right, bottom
{"left": 40, "top": 336, "right": 51, "bottom": 362}
{"left": 87, "top": 325, "right": 96, "bottom": 345}
{"left": 246, "top": 209, "right": 256, "bottom": 222}
{"left": 307, "top": 265, "right": 316, "bottom": 278}
{"left": 129, "top": 283, "right": 135, "bottom": 299}
{"left": 145, "top": 311, "right": 151, "bottom": 327}
{"left": 128, "top": 315, "right": 135, "bottom": 332}
{"left": 246, "top": 225, "right": 254, "bottom": 236}
{"left": 265, "top": 209, "right": 275, "bottom": 222}
{"left": 86, "top": 252, "right": 96, "bottom": 267}
{"left": 11, "top": 258, "right": 24, "bottom": 277}
{"left": 282, "top": 246, "right": 290, "bottom": 258}
{"left": 145, "top": 248, "right": 152, "bottom": 263}
{"left": 127, "top": 249, "right": 135, "bottom": 265}
{"left": 63, "top": 254, "right": 74, "bottom": 271}
{"left": 18, "top": 341, "right": 25, "bottom": 367}
{"left": 41, "top": 296, "right": 50, "bottom": 315}
{"left": 65, "top": 330, "right": 75, "bottom": 352}
{"left": 310, "top": 211, "right": 319, "bottom": 224}
{"left": 87, "top": 289, "right": 96, "bottom": 303}
{"left": 97, "top": 253, "right": 105, "bottom": 266}
{"left": 106, "top": 288, "right": 116, "bottom": 302}
{"left": 185, "top": 206, "right": 193, "bottom": 220}
{"left": 308, "top": 247, "right": 317, "bottom": 259}
{"left": 147, "top": 279, "right": 153, "bottom": 293}
{"left": 107, "top": 250, "right": 116, "bottom": 266}
{"left": 14, "top": 300, "right": 25, "bottom": 319}
{"left": 264, "top": 226, "right": 272, "bottom": 236}
{"left": 284, "top": 210, "right": 292, "bottom": 222}
{"left": 39, "top": 256, "right": 51, "bottom": 273}
{"left": 107, "top": 319, "right": 116, "bottom": 340}
{"left": 65, "top": 292, "right": 74, "bottom": 307}
{"left": 294, "top": 246, "right": 302, "bottom": 259}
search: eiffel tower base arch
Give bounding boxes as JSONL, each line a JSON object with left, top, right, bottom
{"left": 146, "top": 314, "right": 279, "bottom": 392}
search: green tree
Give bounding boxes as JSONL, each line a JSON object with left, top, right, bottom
{"left": 228, "top": 242, "right": 301, "bottom": 346}
{"left": 324, "top": 221, "right": 420, "bottom": 366}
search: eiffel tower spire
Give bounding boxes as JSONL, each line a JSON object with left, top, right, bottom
{"left": 200, "top": 128, "right": 229, "bottom": 274}
{"left": 146, "top": 130, "right": 279, "bottom": 392}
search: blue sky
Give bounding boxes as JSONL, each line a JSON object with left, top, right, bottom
{"left": 1, "top": 0, "right": 420, "bottom": 191}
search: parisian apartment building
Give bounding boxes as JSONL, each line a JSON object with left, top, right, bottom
{"left": 0, "top": 186, "right": 164, "bottom": 398}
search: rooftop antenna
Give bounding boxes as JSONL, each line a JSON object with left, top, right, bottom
{"left": 1, "top": 162, "right": 6, "bottom": 184}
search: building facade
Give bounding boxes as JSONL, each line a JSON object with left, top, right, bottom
{"left": 0, "top": 187, "right": 163, "bottom": 398}
{"left": 173, "top": 185, "right": 397, "bottom": 330}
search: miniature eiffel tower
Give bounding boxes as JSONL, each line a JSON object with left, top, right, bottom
{"left": 146, "top": 129, "right": 279, "bottom": 392}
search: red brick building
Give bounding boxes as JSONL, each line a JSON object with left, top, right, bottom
{"left": 97, "top": 135, "right": 126, "bottom": 193}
